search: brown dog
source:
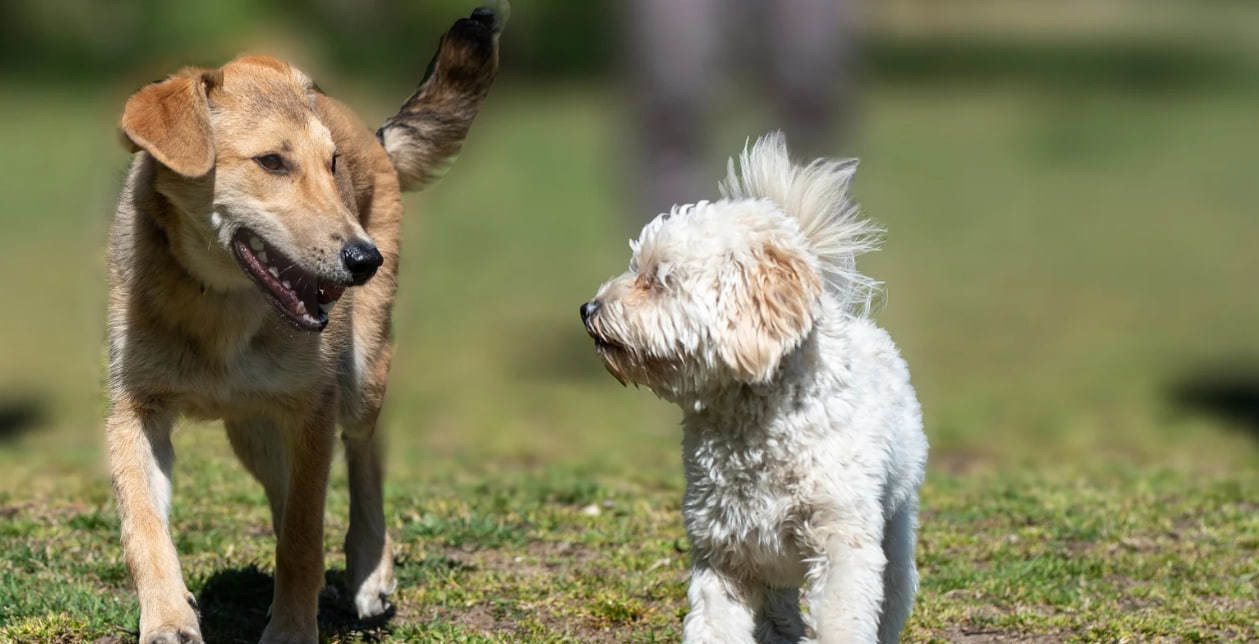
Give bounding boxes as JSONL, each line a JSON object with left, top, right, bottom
{"left": 105, "top": 8, "right": 501, "bottom": 643}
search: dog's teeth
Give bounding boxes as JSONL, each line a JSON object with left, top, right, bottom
{"left": 282, "top": 280, "right": 291, "bottom": 289}
{"left": 296, "top": 301, "right": 307, "bottom": 314}
{"left": 250, "top": 236, "right": 264, "bottom": 251}
{"left": 257, "top": 251, "right": 268, "bottom": 263}
{"left": 268, "top": 267, "right": 280, "bottom": 278}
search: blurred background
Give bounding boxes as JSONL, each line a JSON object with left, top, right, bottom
{"left": 1, "top": 0, "right": 1258, "bottom": 639}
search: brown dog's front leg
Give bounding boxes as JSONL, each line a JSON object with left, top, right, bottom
{"left": 259, "top": 398, "right": 337, "bottom": 644}
{"left": 108, "top": 399, "right": 202, "bottom": 644}
{"left": 344, "top": 428, "right": 395, "bottom": 618}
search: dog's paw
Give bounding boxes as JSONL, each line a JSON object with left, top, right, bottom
{"left": 351, "top": 570, "right": 397, "bottom": 619}
{"left": 142, "top": 625, "right": 202, "bottom": 644}
{"left": 140, "top": 593, "right": 202, "bottom": 644}
{"left": 346, "top": 531, "right": 397, "bottom": 619}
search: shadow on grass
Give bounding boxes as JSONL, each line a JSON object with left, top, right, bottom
{"left": 1171, "top": 366, "right": 1259, "bottom": 435}
{"left": 197, "top": 565, "right": 394, "bottom": 643}
{"left": 0, "top": 395, "right": 46, "bottom": 442}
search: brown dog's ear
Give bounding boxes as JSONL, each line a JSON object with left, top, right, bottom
{"left": 120, "top": 69, "right": 221, "bottom": 177}
{"left": 718, "top": 246, "right": 822, "bottom": 383}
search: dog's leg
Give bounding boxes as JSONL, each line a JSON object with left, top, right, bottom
{"left": 805, "top": 524, "right": 888, "bottom": 644}
{"left": 338, "top": 292, "right": 397, "bottom": 618}
{"left": 225, "top": 418, "right": 291, "bottom": 537}
{"left": 342, "top": 423, "right": 395, "bottom": 619}
{"left": 876, "top": 501, "right": 919, "bottom": 644}
{"left": 259, "top": 394, "right": 337, "bottom": 644}
{"left": 682, "top": 562, "right": 761, "bottom": 644}
{"left": 107, "top": 400, "right": 202, "bottom": 644}
{"left": 754, "top": 587, "right": 808, "bottom": 644}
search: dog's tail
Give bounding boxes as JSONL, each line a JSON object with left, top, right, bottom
{"left": 376, "top": 3, "right": 507, "bottom": 192}
{"left": 719, "top": 131, "right": 883, "bottom": 315}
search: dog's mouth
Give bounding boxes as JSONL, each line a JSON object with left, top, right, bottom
{"left": 231, "top": 229, "right": 346, "bottom": 332}
{"left": 584, "top": 323, "right": 633, "bottom": 385}
{"left": 591, "top": 335, "right": 625, "bottom": 353}
{"left": 583, "top": 319, "right": 626, "bottom": 353}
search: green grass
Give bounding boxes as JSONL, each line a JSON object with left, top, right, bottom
{"left": 0, "top": 73, "right": 1257, "bottom": 641}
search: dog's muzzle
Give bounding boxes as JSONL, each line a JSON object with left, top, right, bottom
{"left": 580, "top": 300, "right": 600, "bottom": 325}
{"left": 581, "top": 300, "right": 624, "bottom": 353}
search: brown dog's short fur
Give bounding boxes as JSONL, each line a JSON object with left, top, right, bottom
{"left": 106, "top": 10, "right": 500, "bottom": 643}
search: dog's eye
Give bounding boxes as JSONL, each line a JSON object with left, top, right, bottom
{"left": 254, "top": 154, "right": 287, "bottom": 174}
{"left": 330, "top": 154, "right": 338, "bottom": 174}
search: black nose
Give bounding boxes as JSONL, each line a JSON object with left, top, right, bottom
{"left": 342, "top": 240, "right": 383, "bottom": 286}
{"left": 580, "top": 300, "right": 600, "bottom": 323}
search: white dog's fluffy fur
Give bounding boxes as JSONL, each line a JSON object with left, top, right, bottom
{"left": 582, "top": 133, "right": 927, "bottom": 643}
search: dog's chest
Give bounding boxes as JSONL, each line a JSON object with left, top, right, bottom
{"left": 681, "top": 428, "right": 811, "bottom": 586}
{"left": 127, "top": 313, "right": 328, "bottom": 417}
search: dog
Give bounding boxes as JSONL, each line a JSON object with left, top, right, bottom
{"left": 581, "top": 133, "right": 927, "bottom": 643}
{"left": 105, "top": 8, "right": 501, "bottom": 643}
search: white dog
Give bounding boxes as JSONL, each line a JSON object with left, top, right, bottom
{"left": 581, "top": 133, "right": 927, "bottom": 643}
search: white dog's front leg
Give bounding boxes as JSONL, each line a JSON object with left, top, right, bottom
{"left": 806, "top": 534, "right": 888, "bottom": 644}
{"left": 683, "top": 562, "right": 761, "bottom": 644}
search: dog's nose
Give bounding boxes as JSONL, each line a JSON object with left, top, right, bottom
{"left": 342, "top": 240, "right": 383, "bottom": 286}
{"left": 580, "top": 300, "right": 600, "bottom": 323}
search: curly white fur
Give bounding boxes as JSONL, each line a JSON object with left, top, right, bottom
{"left": 584, "top": 133, "right": 927, "bottom": 643}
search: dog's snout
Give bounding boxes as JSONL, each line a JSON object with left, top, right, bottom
{"left": 342, "top": 240, "right": 383, "bottom": 285}
{"left": 580, "top": 300, "right": 600, "bottom": 323}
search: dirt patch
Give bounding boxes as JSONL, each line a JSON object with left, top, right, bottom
{"left": 459, "top": 602, "right": 497, "bottom": 633}
{"left": 940, "top": 626, "right": 1062, "bottom": 643}
{"left": 415, "top": 540, "right": 640, "bottom": 642}
{"left": 446, "top": 539, "right": 606, "bottom": 579}
{"left": 90, "top": 634, "right": 134, "bottom": 644}
{"left": 431, "top": 541, "right": 572, "bottom": 575}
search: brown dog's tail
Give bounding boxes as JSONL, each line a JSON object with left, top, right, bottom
{"left": 377, "top": 3, "right": 506, "bottom": 191}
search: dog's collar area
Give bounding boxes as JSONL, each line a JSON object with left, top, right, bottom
{"left": 230, "top": 229, "right": 345, "bottom": 332}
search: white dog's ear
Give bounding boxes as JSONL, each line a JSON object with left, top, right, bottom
{"left": 718, "top": 245, "right": 822, "bottom": 383}
{"left": 120, "top": 69, "right": 220, "bottom": 178}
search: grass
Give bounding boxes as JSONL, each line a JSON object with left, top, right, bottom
{"left": 0, "top": 68, "right": 1257, "bottom": 641}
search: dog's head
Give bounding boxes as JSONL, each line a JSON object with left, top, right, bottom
{"left": 581, "top": 200, "right": 823, "bottom": 399}
{"left": 119, "top": 56, "right": 381, "bottom": 331}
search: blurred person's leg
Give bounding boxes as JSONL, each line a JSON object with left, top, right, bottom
{"left": 766, "top": 0, "right": 851, "bottom": 158}
{"left": 626, "top": 0, "right": 723, "bottom": 221}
